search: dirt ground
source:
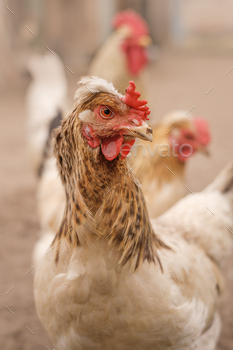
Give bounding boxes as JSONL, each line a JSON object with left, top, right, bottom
{"left": 1, "top": 51, "right": 233, "bottom": 349}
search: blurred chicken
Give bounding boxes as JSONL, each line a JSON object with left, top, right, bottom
{"left": 89, "top": 9, "right": 151, "bottom": 95}
{"left": 131, "top": 111, "right": 210, "bottom": 217}
{"left": 26, "top": 52, "right": 68, "bottom": 175}
{"left": 34, "top": 77, "right": 233, "bottom": 350}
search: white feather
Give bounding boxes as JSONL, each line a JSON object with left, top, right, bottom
{"left": 26, "top": 52, "right": 68, "bottom": 173}
{"left": 74, "top": 76, "right": 122, "bottom": 108}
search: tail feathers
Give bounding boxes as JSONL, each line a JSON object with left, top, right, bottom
{"left": 204, "top": 162, "right": 233, "bottom": 194}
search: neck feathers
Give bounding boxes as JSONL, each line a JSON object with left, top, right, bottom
{"left": 53, "top": 111, "right": 168, "bottom": 269}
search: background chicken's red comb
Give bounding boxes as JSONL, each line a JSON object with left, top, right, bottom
{"left": 193, "top": 118, "right": 211, "bottom": 146}
{"left": 113, "top": 10, "right": 149, "bottom": 37}
{"left": 121, "top": 81, "right": 150, "bottom": 120}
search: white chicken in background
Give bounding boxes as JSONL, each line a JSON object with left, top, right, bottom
{"left": 26, "top": 52, "right": 68, "bottom": 175}
{"left": 26, "top": 53, "right": 68, "bottom": 264}
{"left": 88, "top": 9, "right": 152, "bottom": 96}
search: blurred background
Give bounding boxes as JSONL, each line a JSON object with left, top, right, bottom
{"left": 1, "top": 0, "right": 233, "bottom": 349}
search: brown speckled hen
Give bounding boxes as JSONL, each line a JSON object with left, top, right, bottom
{"left": 34, "top": 77, "right": 233, "bottom": 350}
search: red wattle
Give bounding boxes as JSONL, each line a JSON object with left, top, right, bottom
{"left": 120, "top": 139, "right": 135, "bottom": 159}
{"left": 101, "top": 134, "right": 124, "bottom": 161}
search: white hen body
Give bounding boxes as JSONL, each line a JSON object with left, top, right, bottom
{"left": 144, "top": 176, "right": 185, "bottom": 218}
{"left": 34, "top": 163, "right": 233, "bottom": 350}
{"left": 34, "top": 236, "right": 221, "bottom": 350}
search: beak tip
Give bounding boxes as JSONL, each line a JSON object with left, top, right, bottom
{"left": 137, "top": 127, "right": 153, "bottom": 142}
{"left": 146, "top": 127, "right": 153, "bottom": 142}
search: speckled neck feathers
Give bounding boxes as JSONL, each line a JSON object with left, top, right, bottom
{"left": 52, "top": 88, "right": 168, "bottom": 269}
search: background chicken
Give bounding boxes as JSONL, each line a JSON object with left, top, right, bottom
{"left": 131, "top": 110, "right": 211, "bottom": 217}
{"left": 26, "top": 53, "right": 68, "bottom": 265}
{"left": 88, "top": 9, "right": 151, "bottom": 95}
{"left": 26, "top": 53, "right": 68, "bottom": 175}
{"left": 34, "top": 77, "right": 233, "bottom": 350}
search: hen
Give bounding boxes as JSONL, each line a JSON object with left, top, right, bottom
{"left": 34, "top": 77, "right": 233, "bottom": 350}
{"left": 88, "top": 9, "right": 151, "bottom": 95}
{"left": 130, "top": 110, "right": 210, "bottom": 217}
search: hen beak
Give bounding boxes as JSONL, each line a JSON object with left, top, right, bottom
{"left": 123, "top": 121, "right": 153, "bottom": 142}
{"left": 138, "top": 35, "right": 152, "bottom": 47}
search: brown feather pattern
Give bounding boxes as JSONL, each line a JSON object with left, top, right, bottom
{"left": 52, "top": 93, "right": 169, "bottom": 269}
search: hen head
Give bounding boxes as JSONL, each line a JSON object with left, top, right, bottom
{"left": 113, "top": 10, "right": 151, "bottom": 76}
{"left": 163, "top": 111, "right": 211, "bottom": 162}
{"left": 76, "top": 77, "right": 152, "bottom": 161}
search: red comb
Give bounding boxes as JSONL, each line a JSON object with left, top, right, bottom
{"left": 121, "top": 81, "right": 150, "bottom": 120}
{"left": 113, "top": 10, "right": 149, "bottom": 37}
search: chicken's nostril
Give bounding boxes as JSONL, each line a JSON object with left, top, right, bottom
{"left": 131, "top": 119, "right": 141, "bottom": 127}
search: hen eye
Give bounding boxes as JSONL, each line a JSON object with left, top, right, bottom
{"left": 100, "top": 107, "right": 114, "bottom": 119}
